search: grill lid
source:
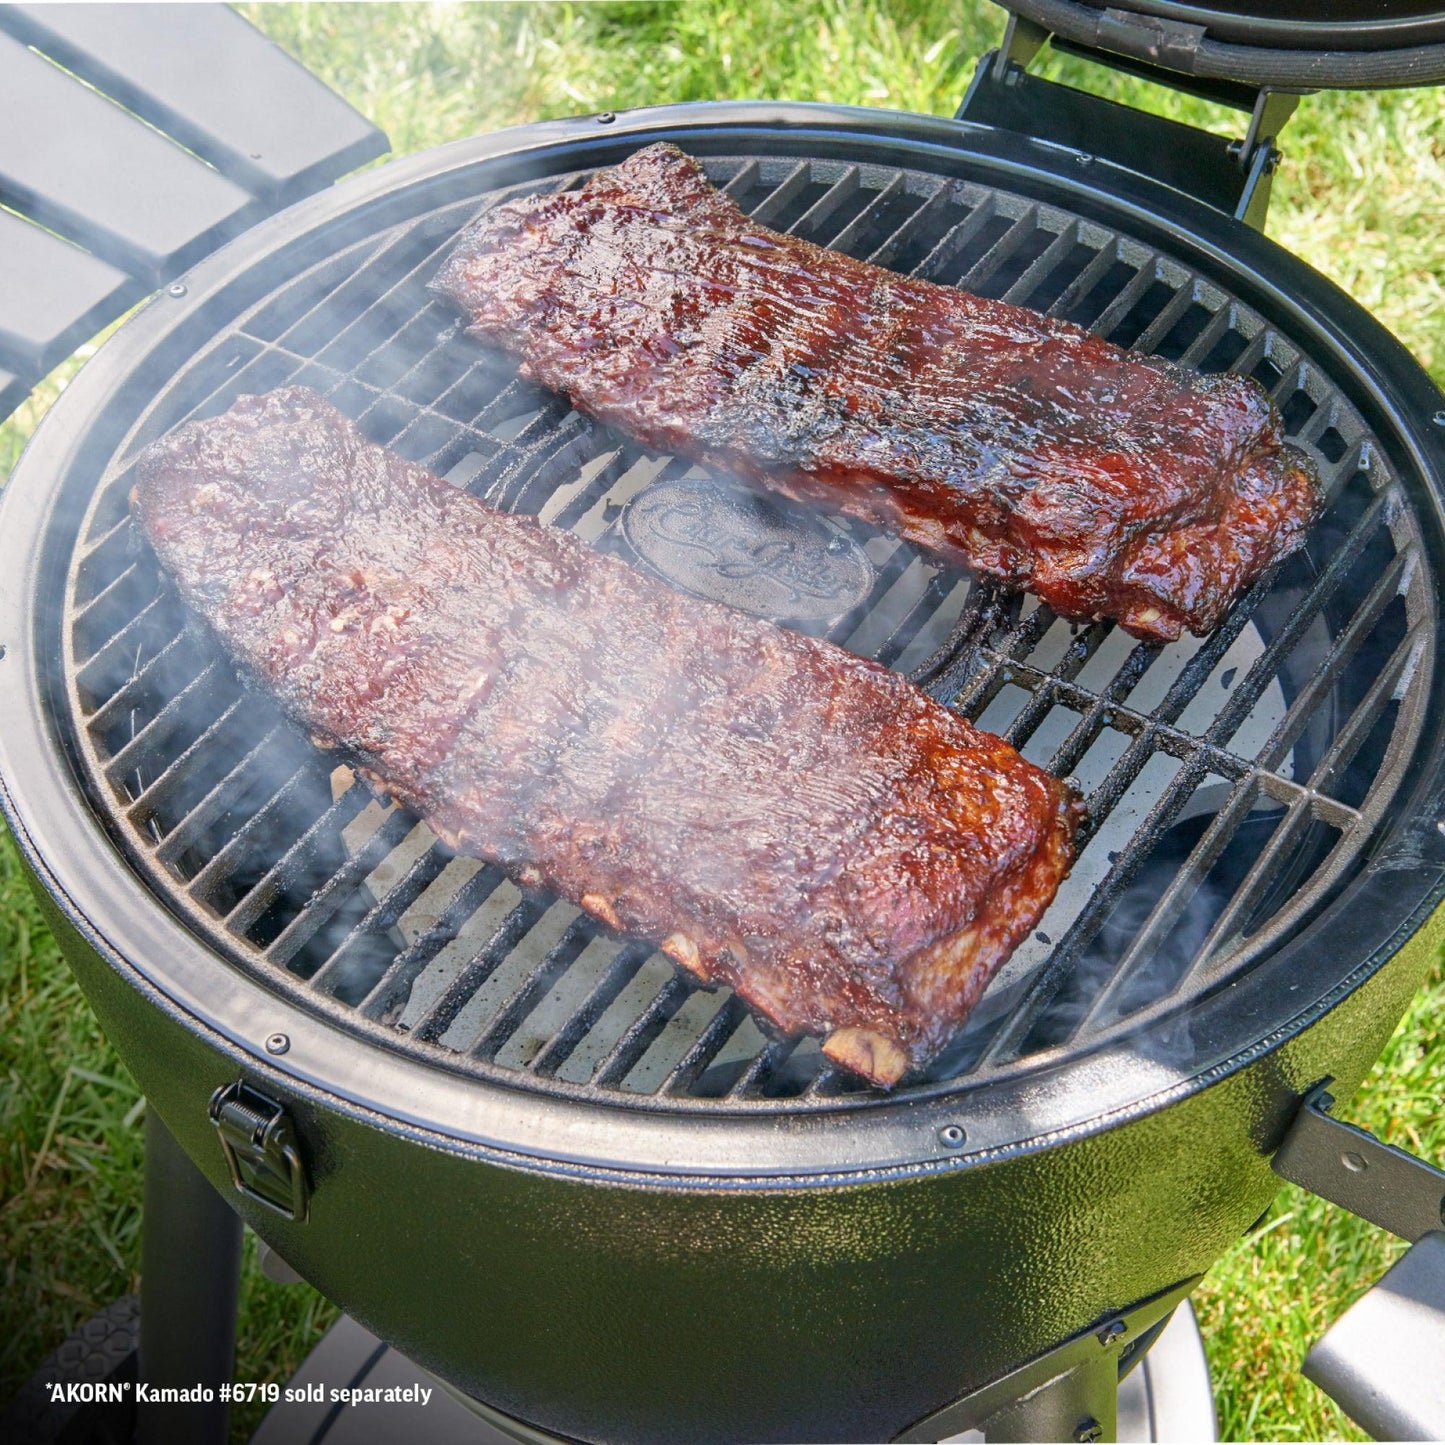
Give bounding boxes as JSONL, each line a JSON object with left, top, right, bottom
{"left": 1002, "top": 0, "right": 1445, "bottom": 87}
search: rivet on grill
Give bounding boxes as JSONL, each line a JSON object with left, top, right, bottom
{"left": 1433, "top": 409, "right": 1445, "bottom": 427}
{"left": 0, "top": 643, "right": 6, "bottom": 661}
{"left": 1073, "top": 1417, "right": 1103, "bottom": 1443}
{"left": 938, "top": 1124, "right": 966, "bottom": 1148}
{"left": 265, "top": 1032, "right": 291, "bottom": 1056}
{"left": 1096, "top": 1318, "right": 1126, "bottom": 1346}
{"left": 597, "top": 112, "right": 616, "bottom": 125}
{"left": 167, "top": 282, "right": 188, "bottom": 299}
{"left": 1075, "top": 153, "right": 1094, "bottom": 167}
{"left": 1341, "top": 1150, "right": 1367, "bottom": 1173}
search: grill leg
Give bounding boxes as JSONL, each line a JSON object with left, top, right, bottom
{"left": 138, "top": 1107, "right": 242, "bottom": 1445}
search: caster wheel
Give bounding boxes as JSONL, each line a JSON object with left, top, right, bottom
{"left": 1, "top": 1296, "right": 140, "bottom": 1445}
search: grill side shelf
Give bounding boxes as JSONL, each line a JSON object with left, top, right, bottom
{"left": 0, "top": 4, "right": 388, "bottom": 422}
{"left": 1274, "top": 1081, "right": 1445, "bottom": 1441}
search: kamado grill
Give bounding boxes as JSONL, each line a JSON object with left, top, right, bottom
{"left": 4, "top": 3, "right": 1445, "bottom": 1443}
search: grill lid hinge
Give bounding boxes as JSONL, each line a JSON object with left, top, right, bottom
{"left": 208, "top": 1080, "right": 310, "bottom": 1223}
{"left": 959, "top": 10, "right": 1304, "bottom": 230}
{"left": 1271, "top": 1080, "right": 1445, "bottom": 1242}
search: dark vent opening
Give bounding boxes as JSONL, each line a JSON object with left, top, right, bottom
{"left": 1026, "top": 240, "right": 1099, "bottom": 315}
{"left": 1065, "top": 257, "right": 1138, "bottom": 330}
{"left": 1197, "top": 328, "right": 1251, "bottom": 375}
{"left": 1317, "top": 427, "right": 1350, "bottom": 464}
{"left": 1151, "top": 300, "right": 1214, "bottom": 363}
{"left": 1107, "top": 278, "right": 1174, "bottom": 349}
{"left": 1249, "top": 355, "right": 1285, "bottom": 393}
{"left": 1281, "top": 388, "right": 1319, "bottom": 437}
{"left": 946, "top": 211, "right": 1018, "bottom": 285}
{"left": 976, "top": 224, "right": 1058, "bottom": 300}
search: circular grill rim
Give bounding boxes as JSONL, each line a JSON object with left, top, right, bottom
{"left": 3, "top": 101, "right": 1445, "bottom": 1180}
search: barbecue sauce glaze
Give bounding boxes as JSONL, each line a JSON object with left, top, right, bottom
{"left": 435, "top": 143, "right": 1322, "bottom": 642}
{"left": 132, "top": 388, "right": 1080, "bottom": 1087}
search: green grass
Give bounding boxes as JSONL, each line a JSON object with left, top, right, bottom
{"left": 2, "top": 4, "right": 1444, "bottom": 1441}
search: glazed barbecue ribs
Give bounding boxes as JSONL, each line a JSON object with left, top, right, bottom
{"left": 131, "top": 387, "right": 1081, "bottom": 1087}
{"left": 434, "top": 143, "right": 1322, "bottom": 643}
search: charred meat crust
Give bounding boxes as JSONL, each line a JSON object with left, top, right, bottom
{"left": 433, "top": 143, "right": 1323, "bottom": 643}
{"left": 131, "top": 387, "right": 1082, "bottom": 1087}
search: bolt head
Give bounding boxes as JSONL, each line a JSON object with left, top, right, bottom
{"left": 938, "top": 1124, "right": 966, "bottom": 1149}
{"left": 265, "top": 1032, "right": 290, "bottom": 1056}
{"left": 167, "top": 282, "right": 188, "bottom": 298}
{"left": 1074, "top": 1418, "right": 1103, "bottom": 1443}
{"left": 597, "top": 111, "right": 616, "bottom": 124}
{"left": 1433, "top": 410, "right": 1445, "bottom": 428}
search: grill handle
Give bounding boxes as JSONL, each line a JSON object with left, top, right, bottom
{"left": 1271, "top": 1080, "right": 1445, "bottom": 1440}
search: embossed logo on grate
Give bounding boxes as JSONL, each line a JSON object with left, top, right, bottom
{"left": 622, "top": 474, "right": 876, "bottom": 623}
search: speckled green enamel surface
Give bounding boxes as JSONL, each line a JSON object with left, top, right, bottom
{"left": 41, "top": 871, "right": 1442, "bottom": 1445}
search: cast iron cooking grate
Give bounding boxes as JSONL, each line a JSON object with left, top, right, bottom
{"left": 60, "top": 150, "right": 1433, "bottom": 1106}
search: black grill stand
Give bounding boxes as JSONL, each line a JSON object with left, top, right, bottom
{"left": 138, "top": 1113, "right": 243, "bottom": 1445}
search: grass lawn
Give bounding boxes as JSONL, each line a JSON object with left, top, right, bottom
{"left": 3, "top": 4, "right": 1444, "bottom": 1441}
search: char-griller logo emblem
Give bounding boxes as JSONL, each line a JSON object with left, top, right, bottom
{"left": 622, "top": 474, "right": 875, "bottom": 623}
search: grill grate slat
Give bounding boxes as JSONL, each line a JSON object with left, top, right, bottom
{"left": 524, "top": 939, "right": 656, "bottom": 1078}
{"left": 590, "top": 973, "right": 694, "bottom": 1089}
{"left": 659, "top": 995, "right": 753, "bottom": 1096}
{"left": 258, "top": 805, "right": 419, "bottom": 967}
{"left": 1073, "top": 772, "right": 1269, "bottom": 1031}
{"left": 101, "top": 657, "right": 225, "bottom": 785}
{"left": 410, "top": 888, "right": 551, "bottom": 1045}
{"left": 305, "top": 836, "right": 454, "bottom": 997}
{"left": 221, "top": 779, "right": 374, "bottom": 934}
{"left": 59, "top": 148, "right": 1431, "bottom": 1108}
{"left": 358, "top": 860, "right": 506, "bottom": 1023}
{"left": 468, "top": 930, "right": 591, "bottom": 1063}
{"left": 153, "top": 722, "right": 293, "bottom": 871}
{"left": 1001, "top": 218, "right": 1081, "bottom": 308}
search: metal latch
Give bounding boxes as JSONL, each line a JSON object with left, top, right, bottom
{"left": 1272, "top": 1080, "right": 1445, "bottom": 1242}
{"left": 208, "top": 1080, "right": 310, "bottom": 1222}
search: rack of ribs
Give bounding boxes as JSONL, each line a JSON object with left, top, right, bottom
{"left": 434, "top": 142, "right": 1322, "bottom": 643}
{"left": 131, "top": 387, "right": 1081, "bottom": 1087}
